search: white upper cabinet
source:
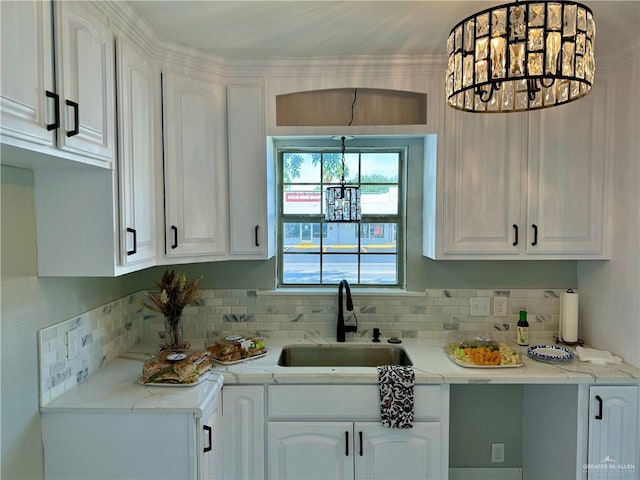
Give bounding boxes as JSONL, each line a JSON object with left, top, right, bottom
{"left": 34, "top": 28, "right": 157, "bottom": 277}
{"left": 227, "top": 83, "right": 275, "bottom": 259}
{"left": 54, "top": 1, "right": 115, "bottom": 164}
{"left": 162, "top": 71, "right": 228, "bottom": 259}
{"left": 0, "top": 0, "right": 55, "bottom": 149}
{"left": 527, "top": 82, "right": 610, "bottom": 256}
{"left": 0, "top": 0, "right": 114, "bottom": 168}
{"left": 440, "top": 110, "right": 527, "bottom": 256}
{"left": 425, "top": 79, "right": 611, "bottom": 260}
{"left": 115, "top": 32, "right": 157, "bottom": 267}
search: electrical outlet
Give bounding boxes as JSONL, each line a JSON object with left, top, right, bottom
{"left": 66, "top": 330, "right": 81, "bottom": 359}
{"left": 470, "top": 297, "right": 491, "bottom": 316}
{"left": 493, "top": 296, "right": 508, "bottom": 316}
{"left": 491, "top": 443, "right": 505, "bottom": 463}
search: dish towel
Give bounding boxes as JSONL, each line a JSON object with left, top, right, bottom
{"left": 576, "top": 347, "right": 622, "bottom": 365}
{"left": 377, "top": 365, "right": 414, "bottom": 429}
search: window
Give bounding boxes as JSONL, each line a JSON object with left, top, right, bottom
{"left": 278, "top": 143, "right": 404, "bottom": 287}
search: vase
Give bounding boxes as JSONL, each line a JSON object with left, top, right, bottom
{"left": 161, "top": 314, "right": 190, "bottom": 352}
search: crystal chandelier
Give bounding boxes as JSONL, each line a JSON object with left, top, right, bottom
{"left": 325, "top": 136, "right": 361, "bottom": 222}
{"left": 446, "top": 1, "right": 596, "bottom": 113}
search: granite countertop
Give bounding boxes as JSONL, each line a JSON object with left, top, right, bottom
{"left": 41, "top": 357, "right": 223, "bottom": 414}
{"left": 210, "top": 337, "right": 640, "bottom": 385}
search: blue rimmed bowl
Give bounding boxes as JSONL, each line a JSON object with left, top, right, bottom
{"left": 527, "top": 345, "right": 574, "bottom": 364}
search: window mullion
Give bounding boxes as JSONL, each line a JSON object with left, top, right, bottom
{"left": 279, "top": 146, "right": 403, "bottom": 287}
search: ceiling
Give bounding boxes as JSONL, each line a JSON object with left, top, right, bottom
{"left": 128, "top": 0, "right": 640, "bottom": 60}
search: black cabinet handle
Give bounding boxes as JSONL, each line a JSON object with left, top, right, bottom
{"left": 254, "top": 225, "right": 260, "bottom": 247}
{"left": 46, "top": 91, "right": 60, "bottom": 131}
{"left": 512, "top": 224, "right": 519, "bottom": 246}
{"left": 126, "top": 228, "right": 137, "bottom": 255}
{"left": 345, "top": 431, "right": 349, "bottom": 456}
{"left": 203, "top": 425, "right": 212, "bottom": 452}
{"left": 359, "top": 431, "right": 363, "bottom": 456}
{"left": 531, "top": 224, "right": 538, "bottom": 246}
{"left": 65, "top": 100, "right": 79, "bottom": 137}
{"left": 171, "top": 226, "right": 178, "bottom": 249}
{"left": 595, "top": 395, "right": 603, "bottom": 420}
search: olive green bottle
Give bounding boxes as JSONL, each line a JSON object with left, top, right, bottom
{"left": 517, "top": 310, "right": 529, "bottom": 346}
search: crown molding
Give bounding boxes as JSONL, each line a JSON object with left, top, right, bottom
{"left": 225, "top": 55, "right": 447, "bottom": 77}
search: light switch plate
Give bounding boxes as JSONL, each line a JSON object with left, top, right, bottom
{"left": 470, "top": 297, "right": 491, "bottom": 316}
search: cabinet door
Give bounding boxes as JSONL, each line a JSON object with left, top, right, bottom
{"left": 163, "top": 71, "right": 228, "bottom": 257}
{"left": 587, "top": 386, "right": 638, "bottom": 480}
{"left": 42, "top": 411, "right": 196, "bottom": 479}
{"left": 115, "top": 34, "right": 156, "bottom": 267}
{"left": 222, "top": 386, "right": 265, "bottom": 480}
{"left": 527, "top": 82, "right": 609, "bottom": 257}
{"left": 268, "top": 422, "right": 354, "bottom": 480}
{"left": 55, "top": 1, "right": 114, "bottom": 163}
{"left": 0, "top": 0, "right": 54, "bottom": 148}
{"left": 227, "top": 84, "right": 274, "bottom": 258}
{"left": 199, "top": 402, "right": 222, "bottom": 479}
{"left": 355, "top": 422, "right": 441, "bottom": 480}
{"left": 442, "top": 109, "right": 526, "bottom": 256}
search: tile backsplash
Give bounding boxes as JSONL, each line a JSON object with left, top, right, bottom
{"left": 37, "top": 292, "right": 145, "bottom": 406}
{"left": 141, "top": 288, "right": 566, "bottom": 347}
{"left": 38, "top": 288, "right": 567, "bottom": 405}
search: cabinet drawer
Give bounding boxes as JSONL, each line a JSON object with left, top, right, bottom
{"left": 268, "top": 385, "right": 441, "bottom": 420}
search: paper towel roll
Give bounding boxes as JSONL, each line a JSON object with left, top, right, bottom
{"left": 560, "top": 289, "right": 579, "bottom": 343}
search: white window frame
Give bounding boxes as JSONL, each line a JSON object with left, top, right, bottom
{"left": 276, "top": 140, "right": 406, "bottom": 288}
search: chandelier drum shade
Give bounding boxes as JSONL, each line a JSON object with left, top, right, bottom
{"left": 446, "top": 1, "right": 596, "bottom": 113}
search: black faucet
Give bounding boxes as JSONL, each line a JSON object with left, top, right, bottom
{"left": 337, "top": 279, "right": 357, "bottom": 342}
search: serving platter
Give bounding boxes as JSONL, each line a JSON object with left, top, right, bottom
{"left": 444, "top": 343, "right": 524, "bottom": 368}
{"left": 527, "top": 345, "right": 574, "bottom": 363}
{"left": 445, "top": 351, "right": 524, "bottom": 368}
{"left": 139, "top": 367, "right": 214, "bottom": 387}
{"left": 212, "top": 349, "right": 268, "bottom": 365}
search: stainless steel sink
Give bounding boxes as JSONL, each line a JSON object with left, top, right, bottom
{"left": 277, "top": 344, "right": 413, "bottom": 367}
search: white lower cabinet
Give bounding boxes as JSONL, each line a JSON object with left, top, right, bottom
{"left": 200, "top": 396, "right": 224, "bottom": 480}
{"left": 356, "top": 422, "right": 441, "bottom": 480}
{"left": 222, "top": 386, "right": 266, "bottom": 480}
{"left": 587, "top": 386, "right": 639, "bottom": 480}
{"left": 268, "top": 422, "right": 354, "bottom": 480}
{"left": 268, "top": 421, "right": 441, "bottom": 480}
{"left": 521, "top": 384, "right": 639, "bottom": 480}
{"left": 266, "top": 384, "right": 448, "bottom": 480}
{"left": 42, "top": 394, "right": 222, "bottom": 479}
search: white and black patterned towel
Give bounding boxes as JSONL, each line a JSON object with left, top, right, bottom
{"left": 377, "top": 365, "right": 415, "bottom": 429}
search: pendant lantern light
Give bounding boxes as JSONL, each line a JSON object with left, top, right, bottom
{"left": 325, "top": 136, "right": 361, "bottom": 222}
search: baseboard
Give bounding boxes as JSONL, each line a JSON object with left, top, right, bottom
{"left": 449, "top": 467, "right": 523, "bottom": 480}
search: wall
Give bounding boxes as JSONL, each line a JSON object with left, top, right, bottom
{"left": 577, "top": 49, "right": 640, "bottom": 368}
{"left": 450, "top": 385, "right": 523, "bottom": 469}
{"left": 0, "top": 165, "right": 145, "bottom": 480}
